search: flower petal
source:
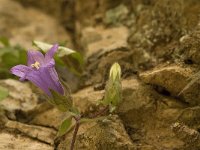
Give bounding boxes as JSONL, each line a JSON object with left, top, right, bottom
{"left": 48, "top": 67, "right": 64, "bottom": 94}
{"left": 25, "top": 67, "right": 64, "bottom": 96}
{"left": 27, "top": 50, "right": 45, "bottom": 66}
{"left": 40, "top": 67, "right": 64, "bottom": 95}
{"left": 45, "top": 44, "right": 59, "bottom": 63}
{"left": 45, "top": 59, "right": 55, "bottom": 68}
{"left": 10, "top": 65, "right": 32, "bottom": 80}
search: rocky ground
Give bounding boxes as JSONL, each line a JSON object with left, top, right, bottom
{"left": 1, "top": 0, "right": 200, "bottom": 149}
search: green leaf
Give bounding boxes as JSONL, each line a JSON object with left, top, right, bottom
{"left": 49, "top": 89, "right": 73, "bottom": 112}
{"left": 0, "top": 86, "right": 9, "bottom": 101}
{"left": 69, "top": 107, "right": 80, "bottom": 115}
{"left": 57, "top": 117, "right": 72, "bottom": 137}
{"left": 33, "top": 41, "right": 84, "bottom": 75}
{"left": 1, "top": 52, "right": 19, "bottom": 68}
{"left": 0, "top": 37, "right": 10, "bottom": 46}
{"left": 62, "top": 52, "right": 84, "bottom": 76}
{"left": 0, "top": 38, "right": 28, "bottom": 80}
{"left": 33, "top": 41, "right": 74, "bottom": 55}
{"left": 18, "top": 50, "right": 27, "bottom": 64}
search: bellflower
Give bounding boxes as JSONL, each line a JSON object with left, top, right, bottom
{"left": 10, "top": 44, "right": 64, "bottom": 96}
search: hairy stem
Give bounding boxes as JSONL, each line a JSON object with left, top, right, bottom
{"left": 70, "top": 116, "right": 80, "bottom": 150}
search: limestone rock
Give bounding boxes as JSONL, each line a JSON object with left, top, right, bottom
{"left": 73, "top": 86, "right": 104, "bottom": 114}
{"left": 0, "top": 79, "right": 38, "bottom": 119}
{"left": 82, "top": 26, "right": 129, "bottom": 60}
{"left": 13, "top": 0, "right": 75, "bottom": 30}
{"left": 0, "top": 0, "right": 72, "bottom": 48}
{"left": 81, "top": 26, "right": 131, "bottom": 85}
{"left": 75, "top": 0, "right": 127, "bottom": 29}
{"left": 58, "top": 115, "right": 134, "bottom": 150}
{"left": 30, "top": 107, "right": 69, "bottom": 129}
{"left": 139, "top": 64, "right": 200, "bottom": 105}
{"left": 104, "top": 4, "right": 129, "bottom": 26}
{"left": 72, "top": 77, "right": 186, "bottom": 149}
{"left": 119, "top": 78, "right": 185, "bottom": 149}
{"left": 5, "top": 120, "right": 56, "bottom": 145}
{"left": 0, "top": 131, "right": 53, "bottom": 150}
{"left": 179, "top": 26, "right": 200, "bottom": 65}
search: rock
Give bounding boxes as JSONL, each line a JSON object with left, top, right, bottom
{"left": 129, "top": 0, "right": 184, "bottom": 49}
{"left": 0, "top": 131, "right": 53, "bottom": 150}
{"left": 30, "top": 107, "right": 69, "bottom": 129}
{"left": 81, "top": 26, "right": 129, "bottom": 60}
{"left": 177, "top": 106, "right": 200, "bottom": 129}
{"left": 119, "top": 78, "right": 186, "bottom": 149}
{"left": 179, "top": 25, "right": 200, "bottom": 65}
{"left": 139, "top": 64, "right": 200, "bottom": 106}
{"left": 118, "top": 78, "right": 156, "bottom": 126}
{"left": 5, "top": 120, "right": 56, "bottom": 145}
{"left": 81, "top": 26, "right": 132, "bottom": 85}
{"left": 0, "top": 0, "right": 72, "bottom": 48}
{"left": 0, "top": 79, "right": 38, "bottom": 119}
{"left": 13, "top": 0, "right": 75, "bottom": 30}
{"left": 104, "top": 4, "right": 129, "bottom": 26}
{"left": 103, "top": 4, "right": 136, "bottom": 28}
{"left": 172, "top": 122, "right": 200, "bottom": 149}
{"left": 58, "top": 115, "right": 134, "bottom": 150}
{"left": 75, "top": 0, "right": 126, "bottom": 28}
{"left": 73, "top": 86, "right": 104, "bottom": 114}
{"left": 119, "top": 77, "right": 184, "bottom": 124}
{"left": 71, "top": 77, "right": 187, "bottom": 149}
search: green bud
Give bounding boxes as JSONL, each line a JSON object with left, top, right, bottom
{"left": 102, "top": 62, "right": 122, "bottom": 111}
{"left": 109, "top": 62, "right": 121, "bottom": 82}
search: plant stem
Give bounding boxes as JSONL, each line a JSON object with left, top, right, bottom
{"left": 89, "top": 105, "right": 109, "bottom": 119}
{"left": 70, "top": 116, "right": 80, "bottom": 150}
{"left": 69, "top": 105, "right": 109, "bottom": 149}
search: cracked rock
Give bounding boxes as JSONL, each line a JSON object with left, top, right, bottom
{"left": 139, "top": 64, "right": 200, "bottom": 106}
{"left": 0, "top": 131, "right": 53, "bottom": 150}
{"left": 0, "top": 79, "right": 38, "bottom": 119}
{"left": 58, "top": 115, "right": 134, "bottom": 150}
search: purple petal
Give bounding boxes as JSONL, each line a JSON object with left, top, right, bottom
{"left": 45, "top": 59, "right": 55, "bottom": 68}
{"left": 25, "top": 69, "right": 51, "bottom": 95}
{"left": 27, "top": 50, "right": 45, "bottom": 66}
{"left": 48, "top": 67, "right": 64, "bottom": 94}
{"left": 40, "top": 67, "right": 64, "bottom": 95}
{"left": 25, "top": 67, "right": 64, "bottom": 96}
{"left": 10, "top": 65, "right": 32, "bottom": 81}
{"left": 44, "top": 44, "right": 59, "bottom": 63}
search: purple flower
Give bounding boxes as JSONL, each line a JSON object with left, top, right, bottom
{"left": 10, "top": 44, "right": 64, "bottom": 96}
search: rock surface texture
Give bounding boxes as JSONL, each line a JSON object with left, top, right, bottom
{"left": 1, "top": 0, "right": 200, "bottom": 150}
{"left": 0, "top": 0, "right": 72, "bottom": 48}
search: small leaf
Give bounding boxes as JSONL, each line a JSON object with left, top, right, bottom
{"left": 33, "top": 41, "right": 80, "bottom": 57}
{"left": 0, "top": 37, "right": 10, "bottom": 46}
{"left": 49, "top": 89, "right": 73, "bottom": 112}
{"left": 69, "top": 107, "right": 80, "bottom": 115}
{"left": 33, "top": 41, "right": 84, "bottom": 75}
{"left": 0, "top": 86, "right": 9, "bottom": 101}
{"left": 57, "top": 117, "right": 72, "bottom": 137}
{"left": 1, "top": 52, "right": 19, "bottom": 68}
